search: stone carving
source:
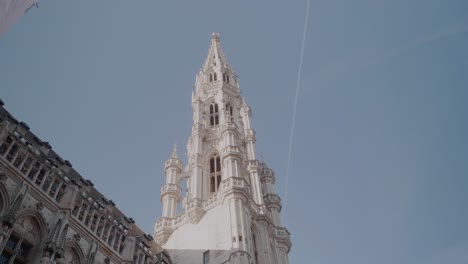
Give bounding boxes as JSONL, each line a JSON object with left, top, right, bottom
{"left": 0, "top": 223, "right": 10, "bottom": 244}
{"left": 35, "top": 202, "right": 44, "bottom": 211}
{"left": 72, "top": 233, "right": 81, "bottom": 243}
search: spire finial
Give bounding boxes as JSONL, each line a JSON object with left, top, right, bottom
{"left": 200, "top": 32, "right": 231, "bottom": 73}
{"left": 171, "top": 142, "right": 178, "bottom": 159}
{"left": 211, "top": 32, "right": 220, "bottom": 42}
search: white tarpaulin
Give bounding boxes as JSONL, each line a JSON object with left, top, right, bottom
{"left": 0, "top": 0, "right": 37, "bottom": 36}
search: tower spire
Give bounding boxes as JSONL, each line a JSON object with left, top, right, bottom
{"left": 155, "top": 34, "right": 291, "bottom": 263}
{"left": 201, "top": 32, "right": 230, "bottom": 73}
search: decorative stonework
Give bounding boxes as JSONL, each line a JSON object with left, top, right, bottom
{"left": 154, "top": 33, "right": 290, "bottom": 264}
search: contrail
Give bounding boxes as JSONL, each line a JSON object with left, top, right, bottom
{"left": 283, "top": 0, "right": 311, "bottom": 212}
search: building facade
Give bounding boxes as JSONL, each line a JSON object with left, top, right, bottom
{"left": 154, "top": 33, "right": 291, "bottom": 264}
{"left": 0, "top": 100, "right": 170, "bottom": 263}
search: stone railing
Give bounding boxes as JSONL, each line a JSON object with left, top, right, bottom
{"left": 222, "top": 177, "right": 246, "bottom": 191}
{"left": 246, "top": 160, "right": 259, "bottom": 169}
{"left": 189, "top": 153, "right": 203, "bottom": 165}
{"left": 263, "top": 194, "right": 281, "bottom": 205}
{"left": 262, "top": 168, "right": 274, "bottom": 177}
{"left": 186, "top": 198, "right": 203, "bottom": 210}
{"left": 164, "top": 159, "right": 182, "bottom": 171}
{"left": 160, "top": 184, "right": 182, "bottom": 199}
{"left": 221, "top": 146, "right": 240, "bottom": 156}
{"left": 203, "top": 192, "right": 220, "bottom": 210}
{"left": 273, "top": 226, "right": 291, "bottom": 243}
{"left": 154, "top": 217, "right": 173, "bottom": 230}
{"left": 221, "top": 122, "right": 238, "bottom": 133}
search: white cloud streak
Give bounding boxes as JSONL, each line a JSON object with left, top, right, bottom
{"left": 283, "top": 0, "right": 311, "bottom": 213}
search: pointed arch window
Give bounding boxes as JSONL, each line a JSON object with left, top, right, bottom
{"left": 209, "top": 155, "right": 221, "bottom": 193}
{"left": 223, "top": 73, "right": 230, "bottom": 84}
{"left": 1, "top": 215, "right": 44, "bottom": 263}
{"left": 209, "top": 72, "right": 218, "bottom": 82}
{"left": 225, "top": 103, "right": 233, "bottom": 117}
{"left": 209, "top": 103, "right": 219, "bottom": 126}
{"left": 0, "top": 232, "right": 33, "bottom": 263}
{"left": 225, "top": 103, "right": 233, "bottom": 122}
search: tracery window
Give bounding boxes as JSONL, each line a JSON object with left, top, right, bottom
{"left": 78, "top": 202, "right": 88, "bottom": 221}
{"left": 0, "top": 216, "right": 43, "bottom": 263}
{"left": 13, "top": 150, "right": 26, "bottom": 168}
{"left": 209, "top": 103, "right": 219, "bottom": 126}
{"left": 209, "top": 155, "right": 222, "bottom": 193}
{"left": 71, "top": 200, "right": 81, "bottom": 216}
{"left": 20, "top": 156, "right": 33, "bottom": 174}
{"left": 0, "top": 136, "right": 13, "bottom": 155}
{"left": 34, "top": 169, "right": 47, "bottom": 186}
{"left": 0, "top": 233, "right": 32, "bottom": 263}
{"left": 55, "top": 184, "right": 66, "bottom": 203}
{"left": 27, "top": 161, "right": 40, "bottom": 180}
{"left": 225, "top": 103, "right": 233, "bottom": 122}
{"left": 48, "top": 178, "right": 61, "bottom": 197}
{"left": 209, "top": 72, "right": 218, "bottom": 82}
{"left": 223, "top": 73, "right": 230, "bottom": 83}
{"left": 5, "top": 143, "right": 18, "bottom": 162}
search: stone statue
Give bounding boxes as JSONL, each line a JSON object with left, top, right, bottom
{"left": 40, "top": 251, "right": 51, "bottom": 264}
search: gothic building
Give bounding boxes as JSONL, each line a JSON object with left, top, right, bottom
{"left": 0, "top": 33, "right": 291, "bottom": 264}
{"left": 0, "top": 100, "right": 171, "bottom": 263}
{"left": 154, "top": 33, "right": 292, "bottom": 264}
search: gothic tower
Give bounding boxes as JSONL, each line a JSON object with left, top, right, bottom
{"left": 154, "top": 33, "right": 291, "bottom": 264}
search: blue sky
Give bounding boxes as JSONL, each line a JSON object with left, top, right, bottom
{"left": 1, "top": 1, "right": 468, "bottom": 263}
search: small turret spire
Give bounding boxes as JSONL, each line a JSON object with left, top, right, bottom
{"left": 171, "top": 143, "right": 178, "bottom": 159}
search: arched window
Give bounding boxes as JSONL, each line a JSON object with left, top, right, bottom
{"left": 209, "top": 155, "right": 221, "bottom": 193}
{"left": 0, "top": 136, "right": 14, "bottom": 155}
{"left": 209, "top": 73, "right": 213, "bottom": 82}
{"left": 0, "top": 232, "right": 33, "bottom": 263}
{"left": 0, "top": 214, "right": 45, "bottom": 263}
{"left": 225, "top": 103, "right": 233, "bottom": 120}
{"left": 209, "top": 103, "right": 219, "bottom": 126}
{"left": 223, "top": 73, "right": 230, "bottom": 84}
{"left": 213, "top": 72, "right": 217, "bottom": 81}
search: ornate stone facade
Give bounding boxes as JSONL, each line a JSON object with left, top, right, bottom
{"left": 0, "top": 100, "right": 170, "bottom": 263}
{"left": 0, "top": 33, "right": 291, "bottom": 264}
{"left": 154, "top": 33, "right": 292, "bottom": 264}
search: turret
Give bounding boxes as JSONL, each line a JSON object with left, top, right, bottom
{"left": 161, "top": 145, "right": 182, "bottom": 218}
{"left": 260, "top": 163, "right": 282, "bottom": 226}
